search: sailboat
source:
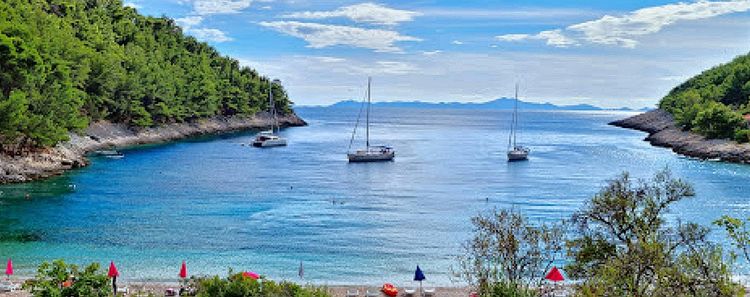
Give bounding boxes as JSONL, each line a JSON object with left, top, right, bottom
{"left": 347, "top": 77, "right": 395, "bottom": 162}
{"left": 253, "top": 79, "right": 287, "bottom": 147}
{"left": 507, "top": 83, "right": 529, "bottom": 161}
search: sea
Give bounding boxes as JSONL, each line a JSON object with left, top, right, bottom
{"left": 2, "top": 107, "right": 750, "bottom": 286}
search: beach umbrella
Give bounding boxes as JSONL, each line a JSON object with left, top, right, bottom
{"left": 179, "top": 261, "right": 187, "bottom": 279}
{"left": 545, "top": 266, "right": 564, "bottom": 282}
{"left": 414, "top": 265, "right": 426, "bottom": 293}
{"left": 5, "top": 258, "right": 12, "bottom": 276}
{"left": 108, "top": 261, "right": 119, "bottom": 296}
{"left": 242, "top": 271, "right": 260, "bottom": 280}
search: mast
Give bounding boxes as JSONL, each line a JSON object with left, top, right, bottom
{"left": 268, "top": 80, "right": 274, "bottom": 133}
{"left": 513, "top": 83, "right": 518, "bottom": 147}
{"left": 366, "top": 77, "right": 371, "bottom": 149}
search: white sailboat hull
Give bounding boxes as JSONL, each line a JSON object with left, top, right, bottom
{"left": 507, "top": 148, "right": 529, "bottom": 161}
{"left": 347, "top": 148, "right": 395, "bottom": 162}
{"left": 253, "top": 138, "right": 287, "bottom": 147}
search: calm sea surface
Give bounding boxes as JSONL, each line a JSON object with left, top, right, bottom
{"left": 2, "top": 107, "right": 750, "bottom": 285}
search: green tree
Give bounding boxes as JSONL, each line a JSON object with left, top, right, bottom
{"left": 691, "top": 101, "right": 744, "bottom": 139}
{"left": 28, "top": 260, "right": 112, "bottom": 297}
{"left": 566, "top": 170, "right": 742, "bottom": 297}
{"left": 454, "top": 208, "right": 565, "bottom": 296}
{"left": 0, "top": 0, "right": 294, "bottom": 149}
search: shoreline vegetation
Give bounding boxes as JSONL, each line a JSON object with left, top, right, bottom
{"left": 0, "top": 112, "right": 306, "bottom": 184}
{"left": 0, "top": 0, "right": 306, "bottom": 183}
{"left": 610, "top": 109, "right": 750, "bottom": 163}
{"left": 610, "top": 52, "right": 750, "bottom": 163}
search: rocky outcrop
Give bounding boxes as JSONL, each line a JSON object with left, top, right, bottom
{"left": 610, "top": 109, "right": 750, "bottom": 163}
{"left": 0, "top": 112, "right": 306, "bottom": 183}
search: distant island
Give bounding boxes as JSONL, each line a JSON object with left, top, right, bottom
{"left": 305, "top": 98, "right": 649, "bottom": 111}
{"left": 612, "top": 51, "right": 750, "bottom": 163}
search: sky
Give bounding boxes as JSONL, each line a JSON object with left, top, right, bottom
{"left": 125, "top": 0, "right": 750, "bottom": 108}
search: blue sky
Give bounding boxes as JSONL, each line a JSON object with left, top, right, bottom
{"left": 126, "top": 0, "right": 750, "bottom": 108}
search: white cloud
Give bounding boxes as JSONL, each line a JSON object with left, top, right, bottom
{"left": 190, "top": 28, "right": 234, "bottom": 42}
{"left": 123, "top": 1, "right": 141, "bottom": 9}
{"left": 420, "top": 7, "right": 599, "bottom": 20}
{"left": 174, "top": 16, "right": 232, "bottom": 43}
{"left": 313, "top": 56, "right": 347, "bottom": 63}
{"left": 175, "top": 16, "right": 204, "bottom": 29}
{"left": 536, "top": 30, "right": 579, "bottom": 47}
{"left": 496, "top": 0, "right": 750, "bottom": 48}
{"left": 496, "top": 29, "right": 578, "bottom": 48}
{"left": 179, "top": 0, "right": 254, "bottom": 15}
{"left": 495, "top": 34, "right": 530, "bottom": 42}
{"left": 422, "top": 50, "right": 443, "bottom": 56}
{"left": 282, "top": 2, "right": 421, "bottom": 26}
{"left": 258, "top": 21, "right": 421, "bottom": 52}
{"left": 568, "top": 0, "right": 750, "bottom": 48}
{"left": 451, "top": 40, "right": 464, "bottom": 45}
{"left": 374, "top": 61, "right": 419, "bottom": 74}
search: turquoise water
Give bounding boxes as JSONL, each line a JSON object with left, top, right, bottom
{"left": 1, "top": 108, "right": 750, "bottom": 286}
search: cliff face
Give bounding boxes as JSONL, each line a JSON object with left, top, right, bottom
{"left": 0, "top": 112, "right": 306, "bottom": 184}
{"left": 610, "top": 109, "right": 750, "bottom": 163}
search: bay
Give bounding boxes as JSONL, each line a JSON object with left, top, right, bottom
{"left": 1, "top": 107, "right": 749, "bottom": 285}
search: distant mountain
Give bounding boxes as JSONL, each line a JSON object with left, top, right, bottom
{"left": 309, "top": 98, "right": 639, "bottom": 111}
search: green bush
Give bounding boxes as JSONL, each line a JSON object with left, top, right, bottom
{"left": 735, "top": 129, "right": 750, "bottom": 143}
{"left": 486, "top": 281, "right": 537, "bottom": 297}
{"left": 691, "top": 101, "right": 744, "bottom": 139}
{"left": 566, "top": 170, "right": 744, "bottom": 297}
{"left": 195, "top": 272, "right": 330, "bottom": 297}
{"left": 27, "top": 260, "right": 112, "bottom": 297}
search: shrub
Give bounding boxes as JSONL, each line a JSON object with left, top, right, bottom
{"left": 195, "top": 272, "right": 330, "bottom": 297}
{"left": 27, "top": 260, "right": 112, "bottom": 297}
{"left": 691, "top": 101, "right": 744, "bottom": 139}
{"left": 566, "top": 170, "right": 743, "bottom": 297}
{"left": 734, "top": 129, "right": 750, "bottom": 143}
{"left": 487, "top": 281, "right": 538, "bottom": 297}
{"left": 454, "top": 209, "right": 565, "bottom": 296}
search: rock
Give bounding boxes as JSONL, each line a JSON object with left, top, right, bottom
{"left": 610, "top": 109, "right": 750, "bottom": 163}
{"left": 0, "top": 112, "right": 307, "bottom": 184}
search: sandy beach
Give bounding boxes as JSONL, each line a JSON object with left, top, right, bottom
{"left": 0, "top": 283, "right": 471, "bottom": 297}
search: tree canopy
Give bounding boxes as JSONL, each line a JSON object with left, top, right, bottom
{"left": 660, "top": 52, "right": 750, "bottom": 141}
{"left": 0, "top": 0, "right": 292, "bottom": 149}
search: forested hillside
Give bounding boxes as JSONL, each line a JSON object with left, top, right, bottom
{"left": 659, "top": 52, "right": 750, "bottom": 141}
{"left": 0, "top": 0, "right": 291, "bottom": 150}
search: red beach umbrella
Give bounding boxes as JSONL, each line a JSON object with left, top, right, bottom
{"left": 242, "top": 271, "right": 260, "bottom": 280}
{"left": 5, "top": 258, "right": 12, "bottom": 276}
{"left": 108, "top": 261, "right": 119, "bottom": 278}
{"left": 179, "top": 261, "right": 187, "bottom": 279}
{"left": 545, "top": 266, "right": 564, "bottom": 282}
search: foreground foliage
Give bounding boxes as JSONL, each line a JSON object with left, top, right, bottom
{"left": 27, "top": 260, "right": 111, "bottom": 297}
{"left": 660, "top": 52, "right": 750, "bottom": 140}
{"left": 456, "top": 170, "right": 744, "bottom": 297}
{"left": 454, "top": 208, "right": 564, "bottom": 296}
{"left": 195, "top": 272, "right": 330, "bottom": 297}
{"left": 566, "top": 170, "right": 742, "bottom": 297}
{"left": 25, "top": 261, "right": 330, "bottom": 297}
{"left": 0, "top": 0, "right": 290, "bottom": 150}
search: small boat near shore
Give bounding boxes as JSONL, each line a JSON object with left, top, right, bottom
{"left": 347, "top": 77, "right": 395, "bottom": 163}
{"left": 253, "top": 79, "right": 287, "bottom": 148}
{"left": 92, "top": 150, "right": 124, "bottom": 159}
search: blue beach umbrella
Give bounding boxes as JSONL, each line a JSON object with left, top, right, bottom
{"left": 414, "top": 265, "right": 426, "bottom": 293}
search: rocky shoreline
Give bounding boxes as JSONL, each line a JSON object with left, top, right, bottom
{"left": 610, "top": 109, "right": 750, "bottom": 163}
{"left": 0, "top": 112, "right": 306, "bottom": 184}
